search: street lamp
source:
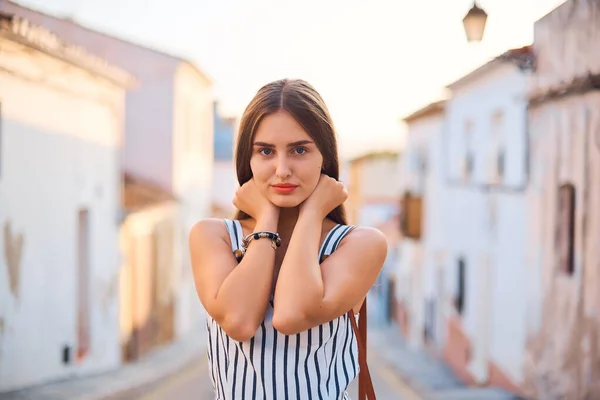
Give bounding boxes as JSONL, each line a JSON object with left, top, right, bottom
{"left": 463, "top": 1, "right": 488, "bottom": 42}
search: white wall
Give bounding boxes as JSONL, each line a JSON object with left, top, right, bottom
{"left": 122, "top": 74, "right": 175, "bottom": 190}
{"left": 0, "top": 4, "right": 217, "bottom": 340}
{"left": 172, "top": 62, "right": 214, "bottom": 223}
{"left": 400, "top": 116, "right": 442, "bottom": 196}
{"left": 172, "top": 63, "right": 214, "bottom": 338}
{"left": 446, "top": 62, "right": 528, "bottom": 189}
{"left": 523, "top": 93, "right": 600, "bottom": 398}
{"left": 442, "top": 61, "right": 530, "bottom": 383}
{"left": 0, "top": 1, "right": 180, "bottom": 192}
{"left": 212, "top": 161, "right": 238, "bottom": 216}
{"left": 358, "top": 156, "right": 400, "bottom": 201}
{"left": 398, "top": 112, "right": 446, "bottom": 348}
{"left": 0, "top": 38, "right": 126, "bottom": 391}
{"left": 349, "top": 155, "right": 399, "bottom": 228}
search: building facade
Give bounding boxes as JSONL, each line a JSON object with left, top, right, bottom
{"left": 347, "top": 151, "right": 400, "bottom": 227}
{"left": 440, "top": 47, "right": 532, "bottom": 392}
{"left": 0, "top": 13, "right": 133, "bottom": 392}
{"left": 346, "top": 151, "right": 401, "bottom": 323}
{"left": 397, "top": 47, "right": 534, "bottom": 396}
{"left": 211, "top": 102, "right": 238, "bottom": 218}
{"left": 396, "top": 100, "right": 446, "bottom": 350}
{"left": 119, "top": 174, "right": 179, "bottom": 362}
{"left": 522, "top": 0, "right": 600, "bottom": 397}
{"left": 0, "top": 0, "right": 215, "bottom": 338}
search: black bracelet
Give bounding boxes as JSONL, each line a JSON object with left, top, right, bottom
{"left": 242, "top": 231, "right": 281, "bottom": 249}
{"left": 234, "top": 231, "right": 281, "bottom": 262}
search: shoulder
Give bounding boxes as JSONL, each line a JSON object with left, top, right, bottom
{"left": 339, "top": 226, "right": 388, "bottom": 256}
{"left": 189, "top": 218, "right": 229, "bottom": 243}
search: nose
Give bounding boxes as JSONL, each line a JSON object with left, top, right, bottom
{"left": 275, "top": 154, "right": 292, "bottom": 179}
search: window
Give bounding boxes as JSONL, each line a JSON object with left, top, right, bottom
{"left": 456, "top": 258, "right": 466, "bottom": 316}
{"left": 462, "top": 120, "right": 474, "bottom": 180}
{"left": 423, "top": 298, "right": 436, "bottom": 342}
{"left": 491, "top": 111, "right": 504, "bottom": 182}
{"left": 557, "top": 184, "right": 575, "bottom": 275}
{"left": 62, "top": 345, "right": 71, "bottom": 365}
{"left": 465, "top": 152, "right": 474, "bottom": 177}
{"left": 413, "top": 151, "right": 428, "bottom": 192}
{"left": 497, "top": 147, "right": 505, "bottom": 178}
{"left": 491, "top": 111, "right": 504, "bottom": 136}
{"left": 417, "top": 151, "right": 428, "bottom": 174}
{"left": 400, "top": 191, "right": 423, "bottom": 240}
{"left": 77, "top": 208, "right": 91, "bottom": 360}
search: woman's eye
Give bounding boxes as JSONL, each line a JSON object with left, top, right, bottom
{"left": 294, "top": 147, "right": 307, "bottom": 155}
{"left": 259, "top": 148, "right": 273, "bottom": 156}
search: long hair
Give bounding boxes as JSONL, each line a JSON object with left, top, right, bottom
{"left": 233, "top": 78, "right": 347, "bottom": 225}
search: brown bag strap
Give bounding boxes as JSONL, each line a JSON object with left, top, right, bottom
{"left": 348, "top": 297, "right": 376, "bottom": 399}
{"left": 317, "top": 226, "right": 375, "bottom": 398}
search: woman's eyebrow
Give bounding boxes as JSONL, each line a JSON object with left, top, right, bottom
{"left": 253, "top": 140, "right": 314, "bottom": 147}
{"left": 253, "top": 141, "right": 275, "bottom": 148}
{"left": 287, "top": 140, "right": 314, "bottom": 147}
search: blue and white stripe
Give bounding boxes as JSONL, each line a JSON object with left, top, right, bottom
{"left": 206, "top": 220, "right": 359, "bottom": 400}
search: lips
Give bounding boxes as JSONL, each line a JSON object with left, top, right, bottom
{"left": 272, "top": 184, "right": 298, "bottom": 194}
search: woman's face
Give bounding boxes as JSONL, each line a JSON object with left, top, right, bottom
{"left": 250, "top": 110, "right": 324, "bottom": 208}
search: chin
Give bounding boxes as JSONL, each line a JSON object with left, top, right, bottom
{"left": 269, "top": 195, "right": 305, "bottom": 208}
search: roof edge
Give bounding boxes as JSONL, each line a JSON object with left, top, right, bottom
{"left": 401, "top": 99, "right": 447, "bottom": 124}
{"left": 3, "top": 0, "right": 211, "bottom": 84}
{"left": 446, "top": 45, "right": 534, "bottom": 91}
{"left": 0, "top": 12, "right": 135, "bottom": 87}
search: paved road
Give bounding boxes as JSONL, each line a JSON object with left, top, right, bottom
{"left": 133, "top": 342, "right": 422, "bottom": 400}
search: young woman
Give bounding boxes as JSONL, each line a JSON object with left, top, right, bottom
{"left": 189, "top": 78, "right": 387, "bottom": 399}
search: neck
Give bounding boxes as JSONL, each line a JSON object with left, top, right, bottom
{"left": 276, "top": 207, "right": 301, "bottom": 240}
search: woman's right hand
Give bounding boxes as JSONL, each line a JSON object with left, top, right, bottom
{"left": 233, "top": 179, "right": 279, "bottom": 221}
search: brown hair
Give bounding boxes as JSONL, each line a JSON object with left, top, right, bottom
{"left": 233, "top": 78, "right": 347, "bottom": 225}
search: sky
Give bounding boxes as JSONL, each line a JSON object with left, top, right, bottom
{"left": 16, "top": 0, "right": 566, "bottom": 159}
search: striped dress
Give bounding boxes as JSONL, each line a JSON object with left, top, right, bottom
{"left": 205, "top": 219, "right": 360, "bottom": 400}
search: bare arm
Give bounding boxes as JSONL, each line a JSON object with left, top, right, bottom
{"left": 272, "top": 210, "right": 323, "bottom": 333}
{"left": 189, "top": 214, "right": 278, "bottom": 342}
{"left": 273, "top": 210, "right": 388, "bottom": 334}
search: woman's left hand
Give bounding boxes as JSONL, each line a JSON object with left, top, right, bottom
{"left": 300, "top": 174, "right": 348, "bottom": 219}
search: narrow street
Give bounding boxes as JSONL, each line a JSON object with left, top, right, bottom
{"left": 130, "top": 330, "right": 422, "bottom": 400}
